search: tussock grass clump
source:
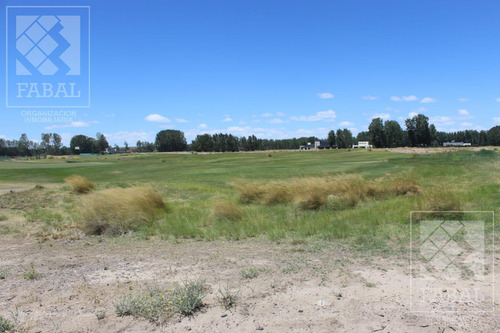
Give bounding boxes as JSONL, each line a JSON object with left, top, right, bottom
{"left": 420, "top": 188, "right": 462, "bottom": 216}
{"left": 233, "top": 183, "right": 264, "bottom": 203}
{"left": 64, "top": 175, "right": 95, "bottom": 193}
{"left": 263, "top": 183, "right": 293, "bottom": 205}
{"left": 79, "top": 186, "right": 167, "bottom": 235}
{"left": 23, "top": 263, "right": 42, "bottom": 280}
{"left": 212, "top": 201, "right": 243, "bottom": 221}
{"left": 234, "top": 173, "right": 420, "bottom": 210}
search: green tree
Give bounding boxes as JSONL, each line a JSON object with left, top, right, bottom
{"left": 487, "top": 126, "right": 500, "bottom": 145}
{"left": 155, "top": 130, "right": 187, "bottom": 152}
{"left": 327, "top": 130, "right": 336, "bottom": 147}
{"left": 51, "top": 133, "right": 62, "bottom": 155}
{"left": 384, "top": 120, "right": 403, "bottom": 148}
{"left": 96, "top": 133, "right": 109, "bottom": 153}
{"left": 368, "top": 118, "right": 385, "bottom": 148}
{"left": 336, "top": 128, "right": 353, "bottom": 149}
{"left": 405, "top": 114, "right": 430, "bottom": 146}
{"left": 70, "top": 135, "right": 94, "bottom": 154}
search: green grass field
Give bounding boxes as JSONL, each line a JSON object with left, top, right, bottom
{"left": 0, "top": 149, "right": 498, "bottom": 250}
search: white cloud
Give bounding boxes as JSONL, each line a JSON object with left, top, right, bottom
{"left": 461, "top": 122, "right": 474, "bottom": 127}
{"left": 251, "top": 119, "right": 261, "bottom": 123}
{"left": 222, "top": 117, "right": 233, "bottom": 122}
{"left": 391, "top": 95, "right": 418, "bottom": 102}
{"left": 276, "top": 112, "right": 286, "bottom": 116}
{"left": 0, "top": 135, "right": 7, "bottom": 140}
{"left": 408, "top": 112, "right": 418, "bottom": 118}
{"left": 239, "top": 121, "right": 247, "bottom": 125}
{"left": 44, "top": 120, "right": 97, "bottom": 130}
{"left": 494, "top": 117, "right": 500, "bottom": 124}
{"left": 458, "top": 98, "right": 468, "bottom": 102}
{"left": 339, "top": 121, "right": 354, "bottom": 126}
{"left": 145, "top": 114, "right": 170, "bottom": 123}
{"left": 420, "top": 97, "right": 437, "bottom": 103}
{"left": 198, "top": 123, "right": 207, "bottom": 129}
{"left": 430, "top": 116, "right": 455, "bottom": 126}
{"left": 261, "top": 113, "right": 273, "bottom": 117}
{"left": 317, "top": 92, "right": 334, "bottom": 99}
{"left": 371, "top": 113, "right": 391, "bottom": 120}
{"left": 104, "top": 131, "right": 154, "bottom": 145}
{"left": 496, "top": 98, "right": 500, "bottom": 103}
{"left": 269, "top": 118, "right": 284, "bottom": 124}
{"left": 176, "top": 118, "right": 189, "bottom": 123}
{"left": 403, "top": 95, "right": 418, "bottom": 101}
{"left": 291, "top": 110, "right": 336, "bottom": 122}
{"left": 458, "top": 109, "right": 469, "bottom": 116}
{"left": 361, "top": 95, "right": 378, "bottom": 100}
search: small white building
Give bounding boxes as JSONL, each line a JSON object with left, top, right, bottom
{"left": 352, "top": 141, "right": 373, "bottom": 149}
{"left": 443, "top": 141, "right": 471, "bottom": 147}
{"left": 299, "top": 140, "right": 331, "bottom": 150}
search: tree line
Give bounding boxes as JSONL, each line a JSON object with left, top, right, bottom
{"left": 2, "top": 113, "right": 500, "bottom": 156}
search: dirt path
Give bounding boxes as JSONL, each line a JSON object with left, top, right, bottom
{"left": 0, "top": 237, "right": 498, "bottom": 332}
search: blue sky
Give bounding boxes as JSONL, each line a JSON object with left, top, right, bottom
{"left": 1, "top": 0, "right": 500, "bottom": 146}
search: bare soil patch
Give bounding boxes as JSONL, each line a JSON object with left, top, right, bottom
{"left": 0, "top": 237, "right": 497, "bottom": 332}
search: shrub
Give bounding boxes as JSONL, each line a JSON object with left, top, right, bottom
{"left": 0, "top": 317, "right": 14, "bottom": 332}
{"left": 95, "top": 310, "right": 106, "bottom": 320}
{"left": 217, "top": 286, "right": 240, "bottom": 310}
{"left": 0, "top": 215, "right": 7, "bottom": 222}
{"left": 79, "top": 186, "right": 167, "bottom": 235}
{"left": 212, "top": 201, "right": 243, "bottom": 221}
{"left": 114, "top": 285, "right": 170, "bottom": 324}
{"left": 23, "top": 263, "right": 42, "bottom": 280}
{"left": 240, "top": 267, "right": 259, "bottom": 279}
{"left": 168, "top": 279, "right": 207, "bottom": 316}
{"left": 64, "top": 175, "right": 95, "bottom": 193}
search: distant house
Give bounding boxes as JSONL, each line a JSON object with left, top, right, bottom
{"left": 352, "top": 141, "right": 373, "bottom": 149}
{"left": 299, "top": 140, "right": 331, "bottom": 150}
{"left": 443, "top": 141, "right": 471, "bottom": 147}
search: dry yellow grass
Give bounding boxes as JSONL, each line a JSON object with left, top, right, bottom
{"left": 233, "top": 173, "right": 421, "bottom": 210}
{"left": 212, "top": 200, "right": 243, "bottom": 221}
{"left": 78, "top": 186, "right": 167, "bottom": 235}
{"left": 64, "top": 175, "right": 95, "bottom": 193}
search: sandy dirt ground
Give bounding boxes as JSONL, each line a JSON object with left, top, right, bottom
{"left": 0, "top": 237, "right": 498, "bottom": 332}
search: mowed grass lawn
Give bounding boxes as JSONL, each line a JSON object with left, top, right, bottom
{"left": 0, "top": 149, "right": 498, "bottom": 250}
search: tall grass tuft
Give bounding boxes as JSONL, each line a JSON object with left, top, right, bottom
{"left": 78, "top": 186, "right": 167, "bottom": 235}
{"left": 233, "top": 182, "right": 264, "bottom": 203}
{"left": 234, "top": 173, "right": 421, "bottom": 210}
{"left": 212, "top": 200, "right": 243, "bottom": 221}
{"left": 420, "top": 188, "right": 462, "bottom": 215}
{"left": 64, "top": 175, "right": 95, "bottom": 193}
